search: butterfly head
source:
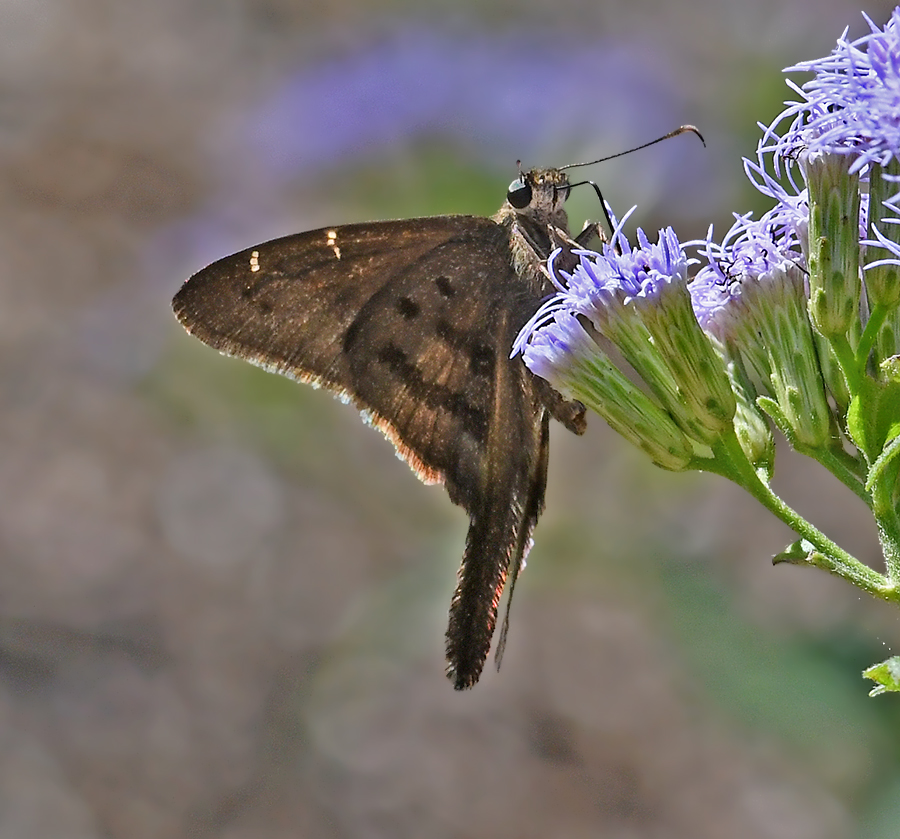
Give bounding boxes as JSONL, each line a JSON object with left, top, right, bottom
{"left": 504, "top": 168, "right": 571, "bottom": 228}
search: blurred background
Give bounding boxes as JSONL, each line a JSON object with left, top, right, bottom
{"left": 4, "top": 0, "right": 900, "bottom": 836}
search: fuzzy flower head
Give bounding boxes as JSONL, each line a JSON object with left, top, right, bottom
{"left": 542, "top": 221, "right": 691, "bottom": 326}
{"left": 519, "top": 308, "right": 695, "bottom": 471}
{"left": 742, "top": 153, "right": 811, "bottom": 258}
{"left": 591, "top": 225, "right": 691, "bottom": 303}
{"left": 690, "top": 216, "right": 801, "bottom": 341}
{"left": 690, "top": 218, "right": 835, "bottom": 450}
{"left": 517, "top": 223, "right": 735, "bottom": 452}
{"left": 770, "top": 9, "right": 900, "bottom": 173}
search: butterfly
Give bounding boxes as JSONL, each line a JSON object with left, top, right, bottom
{"left": 171, "top": 128, "right": 701, "bottom": 688}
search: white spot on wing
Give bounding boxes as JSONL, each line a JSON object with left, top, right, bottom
{"left": 326, "top": 229, "right": 341, "bottom": 260}
{"left": 249, "top": 250, "right": 260, "bottom": 272}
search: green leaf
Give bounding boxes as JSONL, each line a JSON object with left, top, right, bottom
{"left": 772, "top": 539, "right": 817, "bottom": 565}
{"left": 866, "top": 434, "right": 900, "bottom": 493}
{"left": 847, "top": 377, "right": 900, "bottom": 461}
{"left": 879, "top": 354, "right": 900, "bottom": 384}
{"left": 757, "top": 396, "right": 796, "bottom": 445}
{"left": 863, "top": 656, "right": 900, "bottom": 696}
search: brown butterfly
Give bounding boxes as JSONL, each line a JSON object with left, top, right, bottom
{"left": 171, "top": 128, "right": 700, "bottom": 688}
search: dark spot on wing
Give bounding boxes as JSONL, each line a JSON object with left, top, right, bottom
{"left": 396, "top": 296, "right": 420, "bottom": 319}
{"left": 434, "top": 320, "right": 494, "bottom": 379}
{"left": 239, "top": 280, "right": 274, "bottom": 314}
{"left": 435, "top": 275, "right": 455, "bottom": 297}
{"left": 377, "top": 344, "right": 407, "bottom": 369}
{"left": 343, "top": 316, "right": 364, "bottom": 353}
{"left": 469, "top": 344, "right": 495, "bottom": 377}
{"left": 240, "top": 278, "right": 278, "bottom": 316}
{"left": 435, "top": 318, "right": 453, "bottom": 342}
{"left": 376, "top": 341, "right": 487, "bottom": 443}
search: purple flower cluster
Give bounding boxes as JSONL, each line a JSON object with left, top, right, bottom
{"left": 515, "top": 222, "right": 735, "bottom": 462}
{"left": 523, "top": 222, "right": 689, "bottom": 324}
{"left": 771, "top": 9, "right": 900, "bottom": 173}
{"left": 514, "top": 219, "right": 689, "bottom": 361}
{"left": 689, "top": 217, "right": 799, "bottom": 335}
{"left": 519, "top": 10, "right": 900, "bottom": 468}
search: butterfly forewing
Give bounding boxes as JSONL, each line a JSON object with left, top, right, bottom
{"left": 173, "top": 215, "right": 551, "bottom": 688}
{"left": 175, "top": 220, "right": 490, "bottom": 407}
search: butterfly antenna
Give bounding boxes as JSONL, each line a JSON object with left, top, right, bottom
{"left": 567, "top": 178, "right": 616, "bottom": 237}
{"left": 558, "top": 124, "right": 705, "bottom": 171}
{"left": 562, "top": 125, "right": 704, "bottom": 243}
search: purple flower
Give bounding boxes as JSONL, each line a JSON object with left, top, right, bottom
{"left": 742, "top": 154, "right": 810, "bottom": 257}
{"left": 865, "top": 217, "right": 900, "bottom": 266}
{"left": 689, "top": 220, "right": 835, "bottom": 450}
{"left": 518, "top": 224, "right": 735, "bottom": 448}
{"left": 690, "top": 216, "right": 803, "bottom": 339}
{"left": 522, "top": 219, "right": 692, "bottom": 331}
{"left": 517, "top": 301, "right": 695, "bottom": 471}
{"left": 769, "top": 9, "right": 900, "bottom": 173}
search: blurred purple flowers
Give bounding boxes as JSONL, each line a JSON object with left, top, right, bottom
{"left": 239, "top": 28, "right": 687, "bottom": 177}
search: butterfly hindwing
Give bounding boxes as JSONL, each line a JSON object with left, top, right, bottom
{"left": 173, "top": 215, "right": 551, "bottom": 688}
{"left": 340, "top": 242, "right": 551, "bottom": 686}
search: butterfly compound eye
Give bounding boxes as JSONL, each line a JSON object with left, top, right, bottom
{"left": 506, "top": 177, "right": 532, "bottom": 209}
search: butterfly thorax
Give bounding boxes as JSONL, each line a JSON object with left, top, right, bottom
{"left": 493, "top": 167, "right": 571, "bottom": 296}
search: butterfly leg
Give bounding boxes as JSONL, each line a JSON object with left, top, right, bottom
{"left": 545, "top": 224, "right": 604, "bottom": 277}
{"left": 533, "top": 376, "right": 586, "bottom": 435}
{"left": 574, "top": 220, "right": 606, "bottom": 247}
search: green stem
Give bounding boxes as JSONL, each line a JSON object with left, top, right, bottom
{"left": 803, "top": 444, "right": 870, "bottom": 507}
{"left": 878, "top": 516, "right": 900, "bottom": 585}
{"left": 696, "top": 429, "right": 899, "bottom": 602}
{"left": 872, "top": 458, "right": 900, "bottom": 584}
{"left": 857, "top": 303, "right": 890, "bottom": 371}
{"left": 829, "top": 332, "right": 863, "bottom": 397}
